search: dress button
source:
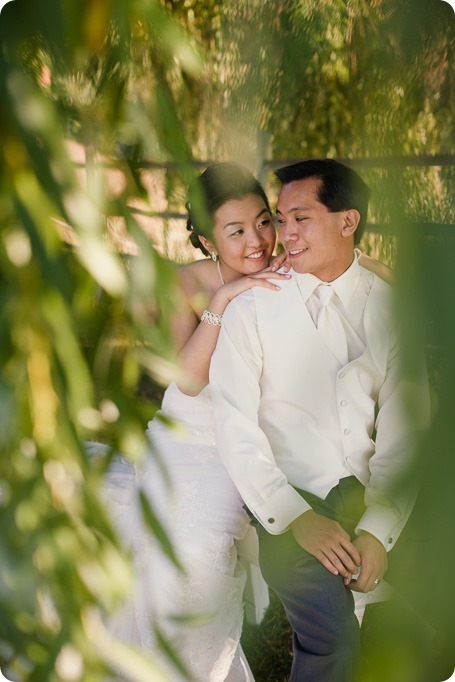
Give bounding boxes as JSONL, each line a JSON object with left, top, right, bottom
{"left": 340, "top": 399, "right": 347, "bottom": 407}
{"left": 339, "top": 371, "right": 345, "bottom": 379}
{"left": 268, "top": 517, "right": 275, "bottom": 524}
{"left": 344, "top": 427, "right": 351, "bottom": 435}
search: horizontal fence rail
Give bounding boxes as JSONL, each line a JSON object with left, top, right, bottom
{"left": 74, "top": 153, "right": 455, "bottom": 171}
{"left": 264, "top": 154, "right": 455, "bottom": 171}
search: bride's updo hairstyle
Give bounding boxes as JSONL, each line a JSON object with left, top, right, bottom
{"left": 186, "top": 163, "right": 271, "bottom": 257}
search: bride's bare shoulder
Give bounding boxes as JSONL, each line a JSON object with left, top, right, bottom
{"left": 177, "top": 259, "right": 213, "bottom": 313}
{"left": 178, "top": 259, "right": 212, "bottom": 292}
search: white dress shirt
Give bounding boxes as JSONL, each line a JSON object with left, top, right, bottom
{"left": 210, "top": 255, "right": 430, "bottom": 550}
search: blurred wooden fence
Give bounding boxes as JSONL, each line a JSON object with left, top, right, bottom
{"left": 68, "top": 134, "right": 455, "bottom": 259}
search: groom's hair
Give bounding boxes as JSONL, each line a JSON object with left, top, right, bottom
{"left": 275, "top": 159, "right": 370, "bottom": 244}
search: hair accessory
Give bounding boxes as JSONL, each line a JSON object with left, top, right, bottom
{"left": 188, "top": 223, "right": 194, "bottom": 231}
{"left": 201, "top": 309, "right": 223, "bottom": 326}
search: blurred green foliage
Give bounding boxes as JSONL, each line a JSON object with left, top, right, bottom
{"left": 0, "top": 1, "right": 199, "bottom": 680}
{"left": 0, "top": 0, "right": 453, "bottom": 680}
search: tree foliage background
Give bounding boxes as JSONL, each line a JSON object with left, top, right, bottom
{"left": 0, "top": 0, "right": 453, "bottom": 680}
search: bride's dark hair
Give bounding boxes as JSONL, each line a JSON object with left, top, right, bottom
{"left": 186, "top": 163, "right": 271, "bottom": 256}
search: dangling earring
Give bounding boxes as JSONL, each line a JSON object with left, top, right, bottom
{"left": 211, "top": 252, "right": 218, "bottom": 262}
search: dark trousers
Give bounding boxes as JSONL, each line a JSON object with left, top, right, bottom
{"left": 256, "top": 476, "right": 366, "bottom": 682}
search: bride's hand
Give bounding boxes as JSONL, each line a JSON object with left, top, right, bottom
{"left": 357, "top": 251, "right": 394, "bottom": 286}
{"left": 267, "top": 250, "right": 290, "bottom": 273}
{"left": 212, "top": 268, "right": 291, "bottom": 307}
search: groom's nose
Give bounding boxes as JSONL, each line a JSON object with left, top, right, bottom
{"left": 279, "top": 224, "right": 299, "bottom": 244}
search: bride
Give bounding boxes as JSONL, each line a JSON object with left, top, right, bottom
{"left": 99, "top": 163, "right": 288, "bottom": 681}
{"left": 97, "top": 162, "right": 390, "bottom": 681}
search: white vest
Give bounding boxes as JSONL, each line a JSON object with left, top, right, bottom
{"left": 254, "top": 271, "right": 388, "bottom": 496}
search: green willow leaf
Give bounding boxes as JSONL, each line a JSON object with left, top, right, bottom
{"left": 138, "top": 489, "right": 183, "bottom": 572}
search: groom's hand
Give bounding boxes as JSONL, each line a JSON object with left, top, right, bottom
{"left": 291, "top": 510, "right": 361, "bottom": 579}
{"left": 348, "top": 531, "right": 388, "bottom": 593}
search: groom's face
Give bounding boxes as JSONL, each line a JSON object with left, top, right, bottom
{"left": 276, "top": 177, "right": 351, "bottom": 282}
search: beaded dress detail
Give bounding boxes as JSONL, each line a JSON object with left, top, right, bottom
{"left": 99, "top": 381, "right": 253, "bottom": 681}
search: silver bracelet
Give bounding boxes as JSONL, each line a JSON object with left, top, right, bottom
{"left": 201, "top": 309, "right": 223, "bottom": 326}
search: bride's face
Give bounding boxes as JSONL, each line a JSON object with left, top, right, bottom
{"left": 212, "top": 194, "right": 276, "bottom": 278}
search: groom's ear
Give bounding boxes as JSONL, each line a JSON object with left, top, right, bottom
{"left": 341, "top": 210, "right": 360, "bottom": 238}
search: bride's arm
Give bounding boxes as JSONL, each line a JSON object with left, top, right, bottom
{"left": 172, "top": 266, "right": 289, "bottom": 395}
{"left": 357, "top": 251, "right": 395, "bottom": 286}
{"left": 170, "top": 279, "right": 229, "bottom": 395}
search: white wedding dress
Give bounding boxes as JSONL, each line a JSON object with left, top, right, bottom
{"left": 96, "top": 381, "right": 254, "bottom": 681}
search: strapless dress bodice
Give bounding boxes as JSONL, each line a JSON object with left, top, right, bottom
{"left": 147, "top": 381, "right": 214, "bottom": 436}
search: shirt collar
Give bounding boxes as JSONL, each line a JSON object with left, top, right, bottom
{"left": 292, "top": 252, "right": 361, "bottom": 307}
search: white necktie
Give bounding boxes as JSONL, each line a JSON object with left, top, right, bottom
{"left": 316, "top": 284, "right": 348, "bottom": 367}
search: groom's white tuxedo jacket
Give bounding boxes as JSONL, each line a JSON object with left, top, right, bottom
{"left": 210, "top": 256, "right": 430, "bottom": 550}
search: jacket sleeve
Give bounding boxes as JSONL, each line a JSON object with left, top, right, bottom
{"left": 355, "top": 325, "right": 431, "bottom": 550}
{"left": 210, "top": 294, "right": 309, "bottom": 534}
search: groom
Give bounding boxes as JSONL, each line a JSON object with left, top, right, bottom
{"left": 210, "top": 159, "right": 430, "bottom": 681}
